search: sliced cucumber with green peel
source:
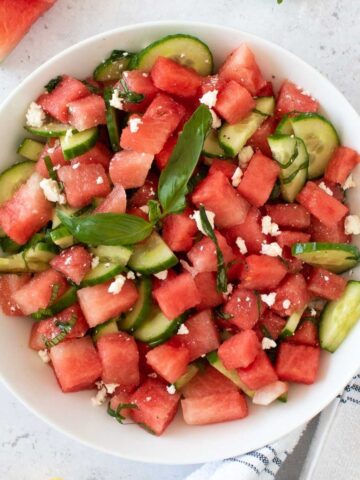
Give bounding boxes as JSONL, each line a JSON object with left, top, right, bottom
{"left": 292, "top": 242, "right": 360, "bottom": 273}
{"left": 81, "top": 262, "right": 124, "bottom": 287}
{"left": 202, "top": 129, "right": 227, "bottom": 158}
{"left": 120, "top": 277, "right": 152, "bottom": 331}
{"left": 253, "top": 96, "right": 275, "bottom": 116}
{"left": 104, "top": 87, "right": 121, "bottom": 152}
{"left": 0, "top": 161, "right": 36, "bottom": 206}
{"left": 280, "top": 306, "right": 307, "bottom": 338}
{"left": 130, "top": 34, "right": 213, "bottom": 76}
{"left": 320, "top": 281, "right": 360, "bottom": 352}
{"left": 92, "top": 318, "right": 119, "bottom": 342}
{"left": 52, "top": 206, "right": 80, "bottom": 229}
{"left": 134, "top": 306, "right": 183, "bottom": 347}
{"left": 94, "top": 50, "right": 133, "bottom": 82}
{"left": 128, "top": 232, "right": 178, "bottom": 274}
{"left": 0, "top": 237, "right": 22, "bottom": 254}
{"left": 0, "top": 254, "right": 45, "bottom": 273}
{"left": 90, "top": 245, "right": 133, "bottom": 265}
{"left": 17, "top": 138, "right": 44, "bottom": 161}
{"left": 23, "top": 242, "right": 57, "bottom": 265}
{"left": 50, "top": 226, "right": 75, "bottom": 248}
{"left": 175, "top": 364, "right": 199, "bottom": 390}
{"left": 291, "top": 113, "right": 339, "bottom": 178}
{"left": 275, "top": 115, "right": 294, "bottom": 135}
{"left": 60, "top": 127, "right": 98, "bottom": 160}
{"left": 31, "top": 286, "right": 78, "bottom": 320}
{"left": 25, "top": 122, "right": 75, "bottom": 138}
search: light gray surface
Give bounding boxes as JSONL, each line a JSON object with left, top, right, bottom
{"left": 0, "top": 1, "right": 359, "bottom": 479}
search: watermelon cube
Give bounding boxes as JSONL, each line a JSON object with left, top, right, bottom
{"left": 276, "top": 343, "right": 320, "bottom": 384}
{"left": 70, "top": 143, "right": 112, "bottom": 169}
{"left": 187, "top": 231, "right": 234, "bottom": 273}
{"left": 95, "top": 185, "right": 127, "bottom": 214}
{"left": 50, "top": 246, "right": 92, "bottom": 285}
{"left": 241, "top": 255, "right": 288, "bottom": 290}
{"left": 130, "top": 378, "right": 180, "bottom": 435}
{"left": 68, "top": 94, "right": 106, "bottom": 131}
{"left": 265, "top": 204, "right": 311, "bottom": 230}
{"left": 151, "top": 57, "right": 202, "bottom": 97}
{"left": 287, "top": 319, "right": 319, "bottom": 347}
{"left": 271, "top": 274, "right": 309, "bottom": 317}
{"left": 222, "top": 207, "right": 265, "bottom": 254}
{"left": 162, "top": 210, "right": 197, "bottom": 252}
{"left": 277, "top": 231, "right": 311, "bottom": 249}
{"left": 109, "top": 150, "right": 154, "bottom": 189}
{"left": 109, "top": 389, "right": 133, "bottom": 419}
{"left": 180, "top": 365, "right": 237, "bottom": 398}
{"left": 119, "top": 70, "right": 158, "bottom": 113}
{"left": 218, "top": 330, "right": 261, "bottom": 369}
{"left": 153, "top": 272, "right": 201, "bottom": 319}
{"left": 0, "top": 273, "right": 30, "bottom": 316}
{"left": 276, "top": 80, "right": 319, "bottom": 115}
{"left": 296, "top": 181, "right": 348, "bottom": 227}
{"left": 77, "top": 280, "right": 138, "bottom": 327}
{"left": 307, "top": 267, "right": 346, "bottom": 300}
{"left": 143, "top": 93, "right": 186, "bottom": 131}
{"left": 193, "top": 272, "right": 224, "bottom": 310}
{"left": 154, "top": 135, "right": 177, "bottom": 170}
{"left": 215, "top": 80, "right": 255, "bottom": 124}
{"left": 310, "top": 216, "right": 350, "bottom": 244}
{"left": 120, "top": 115, "right": 171, "bottom": 155}
{"left": 237, "top": 350, "right": 278, "bottom": 390}
{"left": 58, "top": 163, "right": 110, "bottom": 208}
{"left": 146, "top": 343, "right": 190, "bottom": 383}
{"left": 182, "top": 391, "right": 248, "bottom": 425}
{"left": 208, "top": 159, "right": 237, "bottom": 179}
{"left": 200, "top": 74, "right": 226, "bottom": 96}
{"left": 256, "top": 81, "right": 275, "bottom": 98}
{"left": 36, "top": 141, "right": 67, "bottom": 178}
{"left": 0, "top": 172, "right": 53, "bottom": 244}
{"left": 247, "top": 116, "right": 277, "bottom": 157}
{"left": 50, "top": 337, "right": 102, "bottom": 392}
{"left": 258, "top": 311, "right": 287, "bottom": 341}
{"left": 237, "top": 152, "right": 280, "bottom": 207}
{"left": 324, "top": 146, "right": 359, "bottom": 184}
{"left": 128, "top": 172, "right": 158, "bottom": 208}
{"left": 97, "top": 332, "right": 140, "bottom": 386}
{"left": 223, "top": 287, "right": 259, "bottom": 330}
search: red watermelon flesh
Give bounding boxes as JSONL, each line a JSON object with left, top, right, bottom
{"left": 277, "top": 231, "right": 311, "bottom": 249}
{"left": 0, "top": 273, "right": 31, "bottom": 316}
{"left": 258, "top": 311, "right": 287, "bottom": 341}
{"left": 215, "top": 80, "right": 255, "bottom": 124}
{"left": 265, "top": 203, "right": 311, "bottom": 230}
{"left": 241, "top": 255, "right": 288, "bottom": 290}
{"left": 276, "top": 343, "right": 320, "bottom": 385}
{"left": 223, "top": 287, "right": 259, "bottom": 330}
{"left": 237, "top": 350, "right": 278, "bottom": 390}
{"left": 180, "top": 365, "right": 237, "bottom": 398}
{"left": 109, "top": 150, "right": 154, "bottom": 189}
{"left": 218, "top": 330, "right": 261, "bottom": 369}
{"left": 271, "top": 274, "right": 309, "bottom": 317}
{"left": 247, "top": 116, "right": 277, "bottom": 157}
{"left": 128, "top": 172, "right": 158, "bottom": 208}
{"left": 95, "top": 185, "right": 127, "bottom": 214}
{"left": 151, "top": 57, "right": 202, "bottom": 98}
{"left": 324, "top": 146, "right": 359, "bottom": 185}
{"left": 310, "top": 216, "right": 350, "bottom": 244}
{"left": 187, "top": 231, "right": 234, "bottom": 273}
{"left": 307, "top": 267, "right": 347, "bottom": 301}
{"left": 276, "top": 80, "right": 319, "bottom": 115}
{"left": 118, "top": 70, "right": 158, "bottom": 113}
{"left": 154, "top": 134, "right": 177, "bottom": 170}
{"left": 146, "top": 343, "right": 190, "bottom": 384}
{"left": 222, "top": 206, "right": 265, "bottom": 254}
{"left": 36, "top": 141, "right": 67, "bottom": 178}
{"left": 286, "top": 320, "right": 319, "bottom": 347}
{"left": 193, "top": 272, "right": 224, "bottom": 310}
{"left": 109, "top": 390, "right": 133, "bottom": 419}
{"left": 143, "top": 93, "right": 186, "bottom": 131}
{"left": 68, "top": 94, "right": 106, "bottom": 131}
{"left": 70, "top": 143, "right": 112, "bottom": 169}
{"left": 162, "top": 210, "right": 197, "bottom": 252}
{"left": 50, "top": 245, "right": 92, "bottom": 285}
{"left": 208, "top": 159, "right": 237, "bottom": 179}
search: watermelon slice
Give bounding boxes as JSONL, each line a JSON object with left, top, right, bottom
{"left": 187, "top": 231, "right": 234, "bottom": 273}
{"left": 237, "top": 350, "right": 278, "bottom": 390}
{"left": 271, "top": 274, "right": 309, "bottom": 317}
{"left": 310, "top": 216, "right": 350, "bottom": 244}
{"left": 286, "top": 320, "right": 319, "bottom": 347}
{"left": 247, "top": 116, "right": 277, "bottom": 157}
{"left": 151, "top": 57, "right": 202, "bottom": 98}
{"left": 324, "top": 146, "right": 359, "bottom": 185}
{"left": 117, "top": 70, "right": 159, "bottom": 113}
{"left": 68, "top": 94, "right": 106, "bottom": 131}
{"left": 215, "top": 80, "right": 255, "bottom": 124}
{"left": 265, "top": 204, "right": 311, "bottom": 230}
{"left": 277, "top": 231, "right": 311, "bottom": 249}
{"left": 94, "top": 185, "right": 127, "bottom": 214}
{"left": 146, "top": 342, "right": 190, "bottom": 383}
{"left": 0, "top": 273, "right": 30, "bottom": 316}
{"left": 307, "top": 267, "right": 347, "bottom": 300}
{"left": 218, "top": 330, "right": 261, "bottom": 369}
{"left": 162, "top": 210, "right": 197, "bottom": 252}
{"left": 208, "top": 159, "right": 237, "bottom": 179}
{"left": 36, "top": 141, "right": 67, "bottom": 178}
{"left": 223, "top": 206, "right": 265, "bottom": 254}
{"left": 258, "top": 311, "right": 287, "bottom": 341}
{"left": 241, "top": 255, "right": 288, "bottom": 290}
{"left": 276, "top": 343, "right": 320, "bottom": 384}
{"left": 276, "top": 80, "right": 319, "bottom": 115}
{"left": 223, "top": 287, "right": 259, "bottom": 330}
{"left": 180, "top": 365, "right": 237, "bottom": 398}
{"left": 109, "top": 150, "right": 154, "bottom": 189}
{"left": 50, "top": 245, "right": 92, "bottom": 285}
{"left": 193, "top": 272, "right": 224, "bottom": 310}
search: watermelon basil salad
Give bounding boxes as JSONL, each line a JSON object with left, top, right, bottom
{"left": 1, "top": 34, "right": 360, "bottom": 436}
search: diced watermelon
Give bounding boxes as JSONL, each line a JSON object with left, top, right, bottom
{"left": 68, "top": 94, "right": 106, "bottom": 131}
{"left": 118, "top": 70, "right": 158, "bottom": 113}
{"left": 193, "top": 272, "right": 224, "bottom": 310}
{"left": 146, "top": 343, "right": 190, "bottom": 383}
{"left": 265, "top": 204, "right": 311, "bottom": 230}
{"left": 237, "top": 350, "right": 278, "bottom": 390}
{"left": 313, "top": 178, "right": 344, "bottom": 203}
{"left": 296, "top": 181, "right": 348, "bottom": 227}
{"left": 223, "top": 287, "right": 259, "bottom": 330}
{"left": 37, "top": 75, "right": 89, "bottom": 123}
{"left": 58, "top": 163, "right": 110, "bottom": 208}
{"left": 151, "top": 57, "right": 202, "bottom": 97}
{"left": 252, "top": 381, "right": 289, "bottom": 406}
{"left": 241, "top": 255, "right": 288, "bottom": 290}
{"left": 153, "top": 272, "right": 201, "bottom": 319}
{"left": 310, "top": 216, "right": 350, "bottom": 243}
{"left": 271, "top": 274, "right": 309, "bottom": 317}
{"left": 192, "top": 170, "right": 250, "bottom": 228}
{"left": 120, "top": 115, "right": 171, "bottom": 155}
{"left": 307, "top": 267, "right": 347, "bottom": 300}
{"left": 208, "top": 159, "right": 237, "bottom": 179}
{"left": 126, "top": 206, "right": 148, "bottom": 220}
{"left": 187, "top": 231, "right": 234, "bottom": 273}
{"left": 276, "top": 80, "right": 319, "bottom": 115}
{"left": 182, "top": 391, "right": 248, "bottom": 425}
{"left": 70, "top": 143, "right": 112, "bottom": 169}
{"left": 258, "top": 311, "right": 287, "bottom": 340}
{"left": 237, "top": 152, "right": 280, "bottom": 207}
{"left": 282, "top": 251, "right": 304, "bottom": 274}
{"left": 11, "top": 269, "right": 67, "bottom": 315}
{"left": 0, "top": 273, "right": 30, "bottom": 316}
{"left": 222, "top": 207, "right": 265, "bottom": 254}
{"left": 97, "top": 332, "right": 140, "bottom": 386}
{"left": 200, "top": 74, "right": 225, "bottom": 96}
{"left": 276, "top": 343, "right": 320, "bottom": 384}
{"left": 247, "top": 116, "right": 277, "bottom": 157}
{"left": 109, "top": 150, "right": 154, "bottom": 189}
{"left": 29, "top": 303, "right": 89, "bottom": 350}
{"left": 277, "top": 231, "right": 311, "bottom": 249}
{"left": 95, "top": 185, "right": 127, "bottom": 214}
{"left": 36, "top": 141, "right": 67, "bottom": 178}
{"left": 287, "top": 319, "right": 319, "bottom": 347}
{"left": 177, "top": 310, "right": 220, "bottom": 361}
{"left": 0, "top": 172, "right": 53, "bottom": 244}
{"left": 50, "top": 336, "right": 102, "bottom": 392}
{"left": 218, "top": 330, "right": 261, "bottom": 369}
{"left": 50, "top": 246, "right": 92, "bottom": 285}
{"left": 181, "top": 365, "right": 237, "bottom": 398}
{"left": 256, "top": 81, "right": 275, "bottom": 98}
{"left": 154, "top": 134, "right": 177, "bottom": 170}
{"left": 128, "top": 172, "right": 158, "bottom": 208}
{"left": 162, "top": 210, "right": 197, "bottom": 252}
{"left": 324, "top": 146, "right": 359, "bottom": 184}
{"left": 219, "top": 44, "right": 266, "bottom": 95}
{"left": 143, "top": 93, "right": 186, "bottom": 131}
{"left": 77, "top": 280, "right": 138, "bottom": 327}
{"left": 226, "top": 254, "right": 245, "bottom": 282}
{"left": 215, "top": 80, "right": 255, "bottom": 124}
{"left": 109, "top": 389, "right": 133, "bottom": 419}
{"left": 130, "top": 378, "right": 180, "bottom": 435}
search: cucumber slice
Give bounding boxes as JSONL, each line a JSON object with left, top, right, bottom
{"left": 292, "top": 242, "right": 360, "bottom": 273}
{"left": 202, "top": 129, "right": 227, "bottom": 158}
{"left": 60, "top": 128, "right": 98, "bottom": 160}
{"left": 133, "top": 306, "right": 183, "bottom": 347}
{"left": 91, "top": 245, "right": 133, "bottom": 265}
{"left": 120, "top": 277, "right": 152, "bottom": 331}
{"left": 253, "top": 96, "right": 275, "bottom": 116}
{"left": 23, "top": 242, "right": 57, "bottom": 265}
{"left": 25, "top": 122, "right": 75, "bottom": 138}
{"left": 280, "top": 306, "right": 307, "bottom": 338}
{"left": 0, "top": 161, "right": 36, "bottom": 206}
{"left": 17, "top": 138, "right": 44, "bottom": 161}
{"left": 128, "top": 232, "right": 178, "bottom": 274}
{"left": 81, "top": 262, "right": 124, "bottom": 287}
{"left": 104, "top": 87, "right": 121, "bottom": 152}
{"left": 175, "top": 364, "right": 199, "bottom": 390}
{"left": 291, "top": 113, "right": 339, "bottom": 178}
{"left": 52, "top": 206, "right": 80, "bottom": 229}
{"left": 0, "top": 236, "right": 22, "bottom": 254}
{"left": 31, "top": 286, "right": 78, "bottom": 320}
{"left": 131, "top": 34, "right": 213, "bottom": 76}
{"left": 268, "top": 134, "right": 309, "bottom": 202}
{"left": 320, "top": 281, "right": 360, "bottom": 352}
{"left": 92, "top": 318, "right": 119, "bottom": 342}
{"left": 93, "top": 50, "right": 133, "bottom": 82}
{"left": 206, "top": 351, "right": 255, "bottom": 398}
{"left": 50, "top": 226, "right": 75, "bottom": 249}
{"left": 0, "top": 254, "right": 32, "bottom": 273}
{"left": 275, "top": 115, "right": 294, "bottom": 135}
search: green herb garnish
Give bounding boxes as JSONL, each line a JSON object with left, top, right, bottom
{"left": 44, "top": 313, "right": 77, "bottom": 348}
{"left": 83, "top": 80, "right": 101, "bottom": 94}
{"left": 148, "top": 200, "right": 162, "bottom": 224}
{"left": 44, "top": 155, "right": 59, "bottom": 182}
{"left": 118, "top": 78, "right": 144, "bottom": 104}
{"left": 260, "top": 324, "right": 273, "bottom": 339}
{"left": 214, "top": 307, "right": 233, "bottom": 320}
{"left": 44, "top": 75, "right": 63, "bottom": 93}
{"left": 107, "top": 402, "right": 138, "bottom": 424}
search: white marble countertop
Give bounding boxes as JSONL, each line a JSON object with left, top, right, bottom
{"left": 0, "top": 1, "right": 359, "bottom": 479}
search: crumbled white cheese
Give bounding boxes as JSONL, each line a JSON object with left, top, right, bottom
{"left": 142, "top": 72, "right": 149, "bottom": 77}
{"left": 26, "top": 102, "right": 46, "bottom": 127}
{"left": 64, "top": 129, "right": 73, "bottom": 143}
{"left": 343, "top": 174, "right": 356, "bottom": 190}
{"left": 209, "top": 108, "right": 222, "bottom": 129}
{"left": 282, "top": 299, "right": 291, "bottom": 309}
{"left": 344, "top": 215, "right": 360, "bottom": 235}
{"left": 261, "top": 242, "right": 282, "bottom": 257}
{"left": 199, "top": 90, "right": 218, "bottom": 109}
{"left": 224, "top": 283, "right": 234, "bottom": 297}
{"left": 235, "top": 236, "right": 248, "bottom": 254}
{"left": 38, "top": 349, "right": 50, "bottom": 363}
{"left": 310, "top": 308, "right": 317, "bottom": 317}
{"left": 260, "top": 292, "right": 277, "bottom": 307}
{"left": 190, "top": 209, "right": 215, "bottom": 236}
{"left": 238, "top": 146, "right": 254, "bottom": 168}
{"left": 104, "top": 383, "right": 119, "bottom": 394}
{"left": 324, "top": 275, "right": 329, "bottom": 281}
{"left": 166, "top": 384, "right": 176, "bottom": 395}
{"left": 91, "top": 386, "right": 107, "bottom": 406}
{"left": 231, "top": 167, "right": 243, "bottom": 188}
{"left": 64, "top": 256, "right": 72, "bottom": 266}
{"left": 53, "top": 165, "right": 60, "bottom": 171}
{"left": 72, "top": 162, "right": 80, "bottom": 169}
{"left": 145, "top": 396, "right": 152, "bottom": 402}
{"left": 318, "top": 181, "right": 333, "bottom": 196}
{"left": 96, "top": 176, "right": 104, "bottom": 185}
{"left": 109, "top": 89, "right": 124, "bottom": 110}
{"left": 123, "top": 52, "right": 129, "bottom": 57}
{"left": 129, "top": 117, "right": 143, "bottom": 133}
{"left": 262, "top": 337, "right": 277, "bottom": 350}
{"left": 108, "top": 274, "right": 126, "bottom": 294}
{"left": 177, "top": 324, "right": 189, "bottom": 335}
{"left": 153, "top": 270, "right": 168, "bottom": 280}
{"left": 179, "top": 259, "right": 198, "bottom": 277}
{"left": 39, "top": 178, "right": 66, "bottom": 204}
{"left": 126, "top": 271, "right": 136, "bottom": 280}
{"left": 261, "top": 216, "right": 280, "bottom": 236}
{"left": 148, "top": 372, "right": 158, "bottom": 378}
{"left": 139, "top": 205, "right": 149, "bottom": 214}
{"left": 91, "top": 256, "right": 100, "bottom": 269}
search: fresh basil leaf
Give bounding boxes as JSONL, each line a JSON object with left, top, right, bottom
{"left": 58, "top": 211, "right": 153, "bottom": 246}
{"left": 44, "top": 156, "right": 58, "bottom": 182}
{"left": 158, "top": 105, "right": 212, "bottom": 215}
{"left": 44, "top": 75, "right": 63, "bottom": 93}
{"left": 199, "top": 206, "right": 228, "bottom": 293}
{"left": 44, "top": 313, "right": 77, "bottom": 348}
{"left": 107, "top": 402, "right": 138, "bottom": 424}
{"left": 148, "top": 200, "right": 162, "bottom": 224}
{"left": 119, "top": 78, "right": 144, "bottom": 104}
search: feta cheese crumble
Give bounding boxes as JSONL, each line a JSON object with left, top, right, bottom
{"left": 179, "top": 259, "right": 198, "bottom": 277}
{"left": 261, "top": 242, "right": 282, "bottom": 257}
{"left": 109, "top": 89, "right": 124, "bottom": 110}
{"left": 177, "top": 324, "right": 189, "bottom": 335}
{"left": 282, "top": 299, "right": 291, "bottom": 309}
{"left": 108, "top": 274, "right": 126, "bottom": 294}
{"left": 318, "top": 181, "right": 333, "bottom": 196}
{"left": 262, "top": 337, "right": 277, "bottom": 350}
{"left": 64, "top": 129, "right": 73, "bottom": 143}
{"left": 261, "top": 216, "right": 280, "bottom": 236}
{"left": 126, "top": 271, "right": 136, "bottom": 280}
{"left": 96, "top": 176, "right": 104, "bottom": 185}
{"left": 310, "top": 308, "right": 317, "bottom": 317}
{"left": 344, "top": 215, "right": 360, "bottom": 235}
{"left": 91, "top": 256, "right": 100, "bottom": 269}
{"left": 91, "top": 386, "right": 107, "bottom": 406}
{"left": 129, "top": 117, "right": 143, "bottom": 133}
{"left": 190, "top": 209, "right": 215, "bottom": 236}
{"left": 139, "top": 205, "right": 149, "bottom": 214}
{"left": 231, "top": 167, "right": 243, "bottom": 187}
{"left": 224, "top": 283, "right": 233, "bottom": 297}
{"left": 166, "top": 384, "right": 176, "bottom": 395}
{"left": 153, "top": 270, "right": 168, "bottom": 280}
{"left": 235, "top": 236, "right": 248, "bottom": 254}
{"left": 72, "top": 162, "right": 80, "bottom": 169}
{"left": 199, "top": 90, "right": 218, "bottom": 109}
{"left": 209, "top": 108, "right": 222, "bottom": 129}
{"left": 343, "top": 174, "right": 356, "bottom": 190}
{"left": 39, "top": 178, "right": 66, "bottom": 204}
{"left": 238, "top": 146, "right": 254, "bottom": 168}
{"left": 26, "top": 102, "right": 46, "bottom": 128}
{"left": 260, "top": 292, "right": 277, "bottom": 307}
{"left": 38, "top": 349, "right": 50, "bottom": 363}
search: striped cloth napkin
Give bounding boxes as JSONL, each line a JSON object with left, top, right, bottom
{"left": 185, "top": 373, "right": 360, "bottom": 479}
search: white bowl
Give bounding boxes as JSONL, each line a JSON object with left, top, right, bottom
{"left": 1, "top": 21, "right": 360, "bottom": 465}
